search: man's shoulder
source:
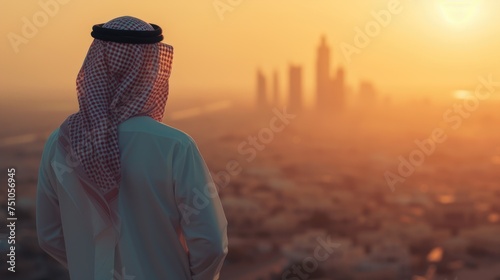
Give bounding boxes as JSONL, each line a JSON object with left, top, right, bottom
{"left": 44, "top": 127, "right": 60, "bottom": 148}
{"left": 118, "top": 116, "right": 195, "bottom": 146}
{"left": 38, "top": 127, "right": 61, "bottom": 167}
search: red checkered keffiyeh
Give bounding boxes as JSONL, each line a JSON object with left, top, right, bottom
{"left": 57, "top": 16, "right": 173, "bottom": 237}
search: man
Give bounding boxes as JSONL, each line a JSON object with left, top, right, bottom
{"left": 36, "top": 16, "right": 228, "bottom": 280}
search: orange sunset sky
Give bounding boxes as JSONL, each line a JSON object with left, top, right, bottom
{"left": 1, "top": 0, "right": 500, "bottom": 102}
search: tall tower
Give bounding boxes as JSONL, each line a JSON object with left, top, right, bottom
{"left": 359, "top": 81, "right": 377, "bottom": 106}
{"left": 316, "top": 35, "right": 331, "bottom": 111}
{"left": 289, "top": 64, "right": 302, "bottom": 112}
{"left": 333, "top": 67, "right": 345, "bottom": 111}
{"left": 273, "top": 70, "right": 279, "bottom": 106}
{"left": 256, "top": 69, "right": 267, "bottom": 107}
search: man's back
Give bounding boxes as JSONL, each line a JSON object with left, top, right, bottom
{"left": 36, "top": 116, "right": 228, "bottom": 280}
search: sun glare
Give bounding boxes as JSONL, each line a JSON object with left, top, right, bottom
{"left": 437, "top": 0, "right": 482, "bottom": 25}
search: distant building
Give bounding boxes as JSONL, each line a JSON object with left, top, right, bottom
{"left": 359, "top": 81, "right": 377, "bottom": 106}
{"left": 316, "top": 36, "right": 346, "bottom": 112}
{"left": 332, "top": 67, "right": 346, "bottom": 111}
{"left": 316, "top": 35, "right": 331, "bottom": 111}
{"left": 256, "top": 68, "right": 267, "bottom": 107}
{"left": 288, "top": 64, "right": 303, "bottom": 112}
{"left": 273, "top": 70, "right": 280, "bottom": 106}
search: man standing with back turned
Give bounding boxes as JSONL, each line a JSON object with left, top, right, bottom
{"left": 36, "top": 16, "right": 228, "bottom": 280}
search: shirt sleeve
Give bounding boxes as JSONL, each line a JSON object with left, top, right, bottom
{"left": 36, "top": 130, "right": 68, "bottom": 268}
{"left": 173, "top": 138, "right": 228, "bottom": 280}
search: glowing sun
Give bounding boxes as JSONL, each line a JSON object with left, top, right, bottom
{"left": 437, "top": 0, "right": 482, "bottom": 25}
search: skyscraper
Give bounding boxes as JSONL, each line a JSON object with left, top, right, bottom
{"left": 289, "top": 64, "right": 302, "bottom": 112}
{"left": 359, "top": 81, "right": 377, "bottom": 106}
{"left": 316, "top": 36, "right": 346, "bottom": 112}
{"left": 332, "top": 67, "right": 345, "bottom": 111}
{"left": 256, "top": 68, "right": 267, "bottom": 107}
{"left": 316, "top": 35, "right": 331, "bottom": 111}
{"left": 273, "top": 70, "right": 279, "bottom": 106}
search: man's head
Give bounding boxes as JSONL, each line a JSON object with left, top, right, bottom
{"left": 77, "top": 16, "right": 173, "bottom": 125}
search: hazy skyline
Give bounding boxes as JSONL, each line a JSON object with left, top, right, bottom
{"left": 2, "top": 0, "right": 500, "bottom": 102}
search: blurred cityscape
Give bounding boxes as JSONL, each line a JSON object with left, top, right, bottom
{"left": 1, "top": 36, "right": 500, "bottom": 280}
{"left": 255, "top": 36, "right": 378, "bottom": 114}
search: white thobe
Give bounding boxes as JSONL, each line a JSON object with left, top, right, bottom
{"left": 36, "top": 116, "right": 228, "bottom": 280}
